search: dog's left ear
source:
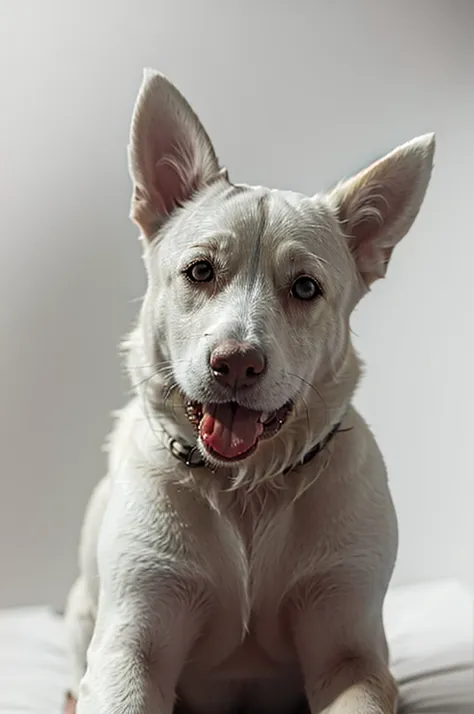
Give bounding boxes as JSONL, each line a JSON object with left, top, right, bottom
{"left": 128, "top": 69, "right": 224, "bottom": 239}
{"left": 328, "top": 134, "right": 435, "bottom": 286}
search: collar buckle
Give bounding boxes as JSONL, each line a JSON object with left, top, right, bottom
{"left": 168, "top": 437, "right": 205, "bottom": 469}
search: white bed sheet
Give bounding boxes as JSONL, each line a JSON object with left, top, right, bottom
{"left": 384, "top": 580, "right": 473, "bottom": 712}
{"left": 0, "top": 580, "right": 472, "bottom": 714}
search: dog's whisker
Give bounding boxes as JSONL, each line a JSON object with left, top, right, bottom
{"left": 300, "top": 393, "right": 311, "bottom": 433}
{"left": 128, "top": 364, "right": 178, "bottom": 394}
{"left": 286, "top": 371, "right": 329, "bottom": 428}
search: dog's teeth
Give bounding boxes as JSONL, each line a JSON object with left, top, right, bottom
{"left": 261, "top": 411, "right": 270, "bottom": 423}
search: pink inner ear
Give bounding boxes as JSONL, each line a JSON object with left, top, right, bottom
{"left": 147, "top": 125, "right": 200, "bottom": 217}
{"left": 349, "top": 182, "right": 409, "bottom": 246}
{"left": 153, "top": 161, "right": 189, "bottom": 216}
{"left": 344, "top": 181, "right": 411, "bottom": 282}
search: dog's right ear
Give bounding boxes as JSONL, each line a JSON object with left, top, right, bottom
{"left": 128, "top": 69, "right": 224, "bottom": 239}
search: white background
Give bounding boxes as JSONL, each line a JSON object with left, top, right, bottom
{"left": 1, "top": 0, "right": 472, "bottom": 607}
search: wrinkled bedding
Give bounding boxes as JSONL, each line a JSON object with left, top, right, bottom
{"left": 0, "top": 580, "right": 472, "bottom": 714}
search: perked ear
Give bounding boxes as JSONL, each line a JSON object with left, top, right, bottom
{"left": 329, "top": 133, "right": 435, "bottom": 286}
{"left": 128, "top": 69, "right": 223, "bottom": 239}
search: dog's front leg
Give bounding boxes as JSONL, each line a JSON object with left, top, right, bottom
{"left": 305, "top": 655, "right": 397, "bottom": 714}
{"left": 74, "top": 481, "right": 206, "bottom": 714}
{"left": 292, "top": 591, "right": 397, "bottom": 714}
{"left": 76, "top": 589, "right": 201, "bottom": 714}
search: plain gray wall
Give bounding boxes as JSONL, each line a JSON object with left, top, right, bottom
{"left": 1, "top": 0, "right": 473, "bottom": 607}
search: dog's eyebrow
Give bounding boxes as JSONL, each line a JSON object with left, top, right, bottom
{"left": 277, "top": 242, "right": 332, "bottom": 278}
{"left": 183, "top": 232, "right": 236, "bottom": 254}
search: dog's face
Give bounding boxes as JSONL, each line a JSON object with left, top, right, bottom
{"left": 129, "top": 70, "right": 434, "bottom": 467}
{"left": 145, "top": 185, "right": 357, "bottom": 464}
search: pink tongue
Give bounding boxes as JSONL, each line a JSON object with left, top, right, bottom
{"left": 200, "top": 403, "right": 264, "bottom": 459}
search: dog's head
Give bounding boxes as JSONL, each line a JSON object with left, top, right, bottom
{"left": 128, "top": 69, "right": 434, "bottom": 468}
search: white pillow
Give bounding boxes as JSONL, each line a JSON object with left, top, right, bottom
{"left": 0, "top": 607, "right": 67, "bottom": 714}
{"left": 384, "top": 579, "right": 474, "bottom": 713}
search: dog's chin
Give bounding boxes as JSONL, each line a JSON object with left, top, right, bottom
{"left": 185, "top": 399, "right": 293, "bottom": 465}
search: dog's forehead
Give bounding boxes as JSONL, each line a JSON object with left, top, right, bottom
{"left": 195, "top": 183, "right": 333, "bottom": 249}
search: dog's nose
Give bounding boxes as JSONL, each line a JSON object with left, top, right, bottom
{"left": 210, "top": 340, "right": 266, "bottom": 389}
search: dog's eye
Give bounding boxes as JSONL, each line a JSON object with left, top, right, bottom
{"left": 291, "top": 276, "right": 323, "bottom": 301}
{"left": 185, "top": 260, "right": 214, "bottom": 283}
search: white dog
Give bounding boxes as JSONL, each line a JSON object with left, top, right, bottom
{"left": 65, "top": 69, "right": 435, "bottom": 714}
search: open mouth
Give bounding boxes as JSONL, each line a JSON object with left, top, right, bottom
{"left": 185, "top": 400, "right": 293, "bottom": 463}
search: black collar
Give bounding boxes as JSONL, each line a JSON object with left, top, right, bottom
{"left": 163, "top": 418, "right": 347, "bottom": 474}
{"left": 282, "top": 419, "right": 346, "bottom": 474}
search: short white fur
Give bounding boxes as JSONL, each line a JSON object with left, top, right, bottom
{"left": 66, "top": 69, "right": 435, "bottom": 714}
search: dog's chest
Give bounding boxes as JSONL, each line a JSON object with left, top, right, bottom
{"left": 184, "top": 493, "right": 300, "bottom": 672}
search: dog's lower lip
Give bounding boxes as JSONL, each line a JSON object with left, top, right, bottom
{"left": 204, "top": 440, "right": 259, "bottom": 464}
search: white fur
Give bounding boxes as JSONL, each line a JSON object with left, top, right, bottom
{"left": 65, "top": 70, "right": 435, "bottom": 714}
